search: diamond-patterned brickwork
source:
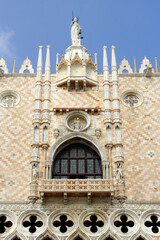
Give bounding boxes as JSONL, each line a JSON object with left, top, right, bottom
{"left": 1, "top": 74, "right": 160, "bottom": 202}
{"left": 0, "top": 77, "right": 35, "bottom": 200}
{"left": 120, "top": 76, "right": 160, "bottom": 201}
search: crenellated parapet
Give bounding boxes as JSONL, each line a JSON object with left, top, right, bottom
{"left": 19, "top": 57, "right": 34, "bottom": 73}
{"left": 0, "top": 57, "right": 9, "bottom": 73}
{"left": 118, "top": 57, "right": 133, "bottom": 73}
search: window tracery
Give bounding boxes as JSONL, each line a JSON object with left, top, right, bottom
{"left": 83, "top": 214, "right": 104, "bottom": 233}
{"left": 0, "top": 90, "right": 20, "bottom": 108}
{"left": 52, "top": 143, "right": 102, "bottom": 179}
{"left": 114, "top": 214, "right": 134, "bottom": 233}
{"left": 144, "top": 215, "right": 160, "bottom": 233}
{"left": 23, "top": 215, "right": 43, "bottom": 233}
{"left": 121, "top": 90, "right": 143, "bottom": 108}
{"left": 53, "top": 214, "right": 74, "bottom": 233}
{"left": 0, "top": 215, "right": 13, "bottom": 233}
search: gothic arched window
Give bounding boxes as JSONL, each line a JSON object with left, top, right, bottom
{"left": 52, "top": 143, "right": 102, "bottom": 179}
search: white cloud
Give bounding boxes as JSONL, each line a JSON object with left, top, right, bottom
{"left": 0, "top": 30, "right": 15, "bottom": 58}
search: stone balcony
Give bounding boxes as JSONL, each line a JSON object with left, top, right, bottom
{"left": 39, "top": 179, "right": 114, "bottom": 197}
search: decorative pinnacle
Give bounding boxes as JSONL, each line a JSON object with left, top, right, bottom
{"left": 56, "top": 53, "right": 59, "bottom": 65}
{"left": 45, "top": 45, "right": 51, "bottom": 68}
{"left": 94, "top": 53, "right": 97, "bottom": 65}
{"left": 134, "top": 56, "right": 137, "bottom": 73}
{"left": 103, "top": 46, "right": 108, "bottom": 68}
{"left": 37, "top": 46, "right": 43, "bottom": 67}
{"left": 155, "top": 57, "right": 159, "bottom": 73}
{"left": 111, "top": 45, "right": 117, "bottom": 68}
{"left": 12, "top": 58, "right": 16, "bottom": 74}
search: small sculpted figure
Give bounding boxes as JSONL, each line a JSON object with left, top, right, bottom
{"left": 71, "top": 17, "right": 82, "bottom": 45}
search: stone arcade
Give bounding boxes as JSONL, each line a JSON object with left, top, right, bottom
{"left": 0, "top": 18, "right": 160, "bottom": 240}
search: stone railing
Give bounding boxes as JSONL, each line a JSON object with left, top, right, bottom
{"left": 39, "top": 179, "right": 113, "bottom": 196}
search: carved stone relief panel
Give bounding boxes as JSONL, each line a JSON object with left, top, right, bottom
{"left": 121, "top": 90, "right": 143, "bottom": 108}
{"left": 0, "top": 90, "right": 20, "bottom": 108}
{"left": 65, "top": 111, "right": 90, "bottom": 132}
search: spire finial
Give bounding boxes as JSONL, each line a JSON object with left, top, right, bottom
{"left": 103, "top": 46, "right": 109, "bottom": 81}
{"left": 111, "top": 46, "right": 117, "bottom": 68}
{"left": 37, "top": 46, "right": 43, "bottom": 67}
{"left": 94, "top": 53, "right": 97, "bottom": 65}
{"left": 111, "top": 46, "right": 117, "bottom": 80}
{"left": 134, "top": 56, "right": 137, "bottom": 73}
{"left": 45, "top": 45, "right": 51, "bottom": 68}
{"left": 155, "top": 57, "right": 159, "bottom": 73}
{"left": 12, "top": 58, "right": 16, "bottom": 73}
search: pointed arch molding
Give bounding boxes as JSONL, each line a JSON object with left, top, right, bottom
{"left": 67, "top": 228, "right": 90, "bottom": 240}
{"left": 6, "top": 231, "right": 27, "bottom": 240}
{"left": 48, "top": 132, "right": 108, "bottom": 165}
{"left": 130, "top": 229, "right": 153, "bottom": 240}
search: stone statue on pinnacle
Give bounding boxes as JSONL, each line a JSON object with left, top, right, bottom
{"left": 71, "top": 17, "right": 82, "bottom": 46}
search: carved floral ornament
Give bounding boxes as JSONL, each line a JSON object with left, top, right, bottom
{"left": 0, "top": 90, "right": 20, "bottom": 108}
{"left": 65, "top": 111, "right": 90, "bottom": 132}
{"left": 121, "top": 90, "right": 143, "bottom": 108}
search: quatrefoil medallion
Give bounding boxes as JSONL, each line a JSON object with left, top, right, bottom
{"left": 114, "top": 215, "right": 134, "bottom": 233}
{"left": 0, "top": 215, "right": 13, "bottom": 234}
{"left": 83, "top": 214, "right": 104, "bottom": 233}
{"left": 23, "top": 215, "right": 43, "bottom": 233}
{"left": 145, "top": 215, "right": 160, "bottom": 233}
{"left": 53, "top": 215, "right": 73, "bottom": 233}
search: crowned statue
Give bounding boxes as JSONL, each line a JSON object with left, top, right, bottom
{"left": 71, "top": 17, "right": 82, "bottom": 46}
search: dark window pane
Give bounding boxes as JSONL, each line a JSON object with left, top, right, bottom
{"left": 86, "top": 148, "right": 94, "bottom": 157}
{"left": 53, "top": 159, "right": 60, "bottom": 174}
{"left": 95, "top": 175, "right": 101, "bottom": 179}
{"left": 78, "top": 147, "right": 85, "bottom": 156}
{"left": 59, "top": 149, "right": 68, "bottom": 157}
{"left": 53, "top": 176, "right": 60, "bottom": 179}
{"left": 88, "top": 176, "right": 94, "bottom": 179}
{"left": 87, "top": 159, "right": 94, "bottom": 173}
{"left": 78, "top": 159, "right": 85, "bottom": 173}
{"left": 61, "top": 159, "right": 68, "bottom": 173}
{"left": 70, "top": 159, "right": 77, "bottom": 173}
{"left": 70, "top": 147, "right": 77, "bottom": 157}
{"left": 95, "top": 159, "right": 101, "bottom": 173}
{"left": 52, "top": 143, "right": 102, "bottom": 179}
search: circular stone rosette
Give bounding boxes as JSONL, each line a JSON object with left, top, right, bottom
{"left": 0, "top": 210, "right": 17, "bottom": 238}
{"left": 110, "top": 209, "right": 139, "bottom": 236}
{"left": 48, "top": 210, "right": 78, "bottom": 236}
{"left": 121, "top": 89, "right": 143, "bottom": 108}
{"left": 65, "top": 111, "right": 90, "bottom": 132}
{"left": 140, "top": 210, "right": 160, "bottom": 237}
{"left": 79, "top": 209, "right": 108, "bottom": 236}
{"left": 0, "top": 90, "right": 20, "bottom": 108}
{"left": 17, "top": 210, "right": 47, "bottom": 237}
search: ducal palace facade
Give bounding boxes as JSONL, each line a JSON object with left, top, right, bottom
{"left": 0, "top": 18, "right": 160, "bottom": 240}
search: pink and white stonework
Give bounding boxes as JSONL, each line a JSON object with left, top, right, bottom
{"left": 0, "top": 18, "right": 160, "bottom": 240}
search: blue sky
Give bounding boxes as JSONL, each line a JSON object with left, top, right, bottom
{"left": 1, "top": 0, "right": 160, "bottom": 73}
